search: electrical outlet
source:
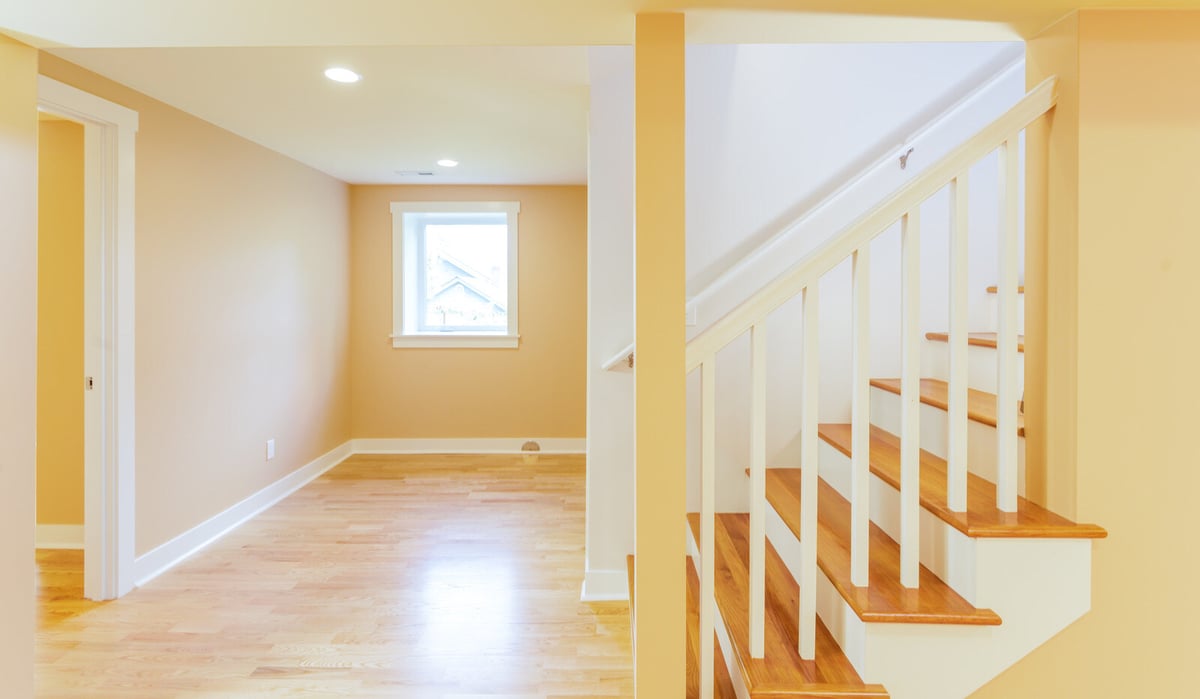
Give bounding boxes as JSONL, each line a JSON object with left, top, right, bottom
{"left": 266, "top": 439, "right": 276, "bottom": 460}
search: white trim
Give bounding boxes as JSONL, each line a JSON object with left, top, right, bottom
{"left": 351, "top": 438, "right": 586, "bottom": 455}
{"left": 390, "top": 201, "right": 520, "bottom": 346}
{"left": 35, "top": 524, "right": 85, "bottom": 550}
{"left": 39, "top": 76, "right": 139, "bottom": 601}
{"left": 390, "top": 333, "right": 519, "bottom": 349}
{"left": 580, "top": 569, "right": 630, "bottom": 602}
{"left": 132, "top": 441, "right": 354, "bottom": 588}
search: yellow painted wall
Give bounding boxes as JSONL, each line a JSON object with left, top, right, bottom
{"left": 632, "top": 13, "right": 687, "bottom": 697}
{"left": 974, "top": 10, "right": 1200, "bottom": 696}
{"left": 0, "top": 32, "right": 39, "bottom": 699}
{"left": 349, "top": 185, "right": 586, "bottom": 439}
{"left": 38, "top": 55, "right": 353, "bottom": 556}
{"left": 37, "top": 118, "right": 85, "bottom": 526}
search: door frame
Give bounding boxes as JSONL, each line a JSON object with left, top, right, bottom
{"left": 38, "top": 76, "right": 138, "bottom": 600}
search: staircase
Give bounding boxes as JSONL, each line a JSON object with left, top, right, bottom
{"left": 627, "top": 75, "right": 1106, "bottom": 698}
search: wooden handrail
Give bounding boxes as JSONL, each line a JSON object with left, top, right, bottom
{"left": 684, "top": 76, "right": 1058, "bottom": 372}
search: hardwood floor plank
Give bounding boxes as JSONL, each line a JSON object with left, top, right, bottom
{"left": 36, "top": 454, "right": 633, "bottom": 697}
{"left": 818, "top": 425, "right": 1107, "bottom": 539}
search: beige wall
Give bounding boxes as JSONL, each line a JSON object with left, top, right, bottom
{"left": 974, "top": 10, "right": 1200, "bottom": 696}
{"left": 349, "top": 185, "right": 586, "bottom": 439}
{"left": 37, "top": 118, "right": 85, "bottom": 526}
{"left": 0, "top": 32, "right": 39, "bottom": 699}
{"left": 39, "top": 55, "right": 353, "bottom": 556}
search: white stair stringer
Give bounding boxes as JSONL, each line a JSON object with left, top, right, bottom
{"left": 869, "top": 386, "right": 1027, "bottom": 498}
{"left": 764, "top": 467, "right": 1094, "bottom": 699}
{"left": 920, "top": 339, "right": 1024, "bottom": 395}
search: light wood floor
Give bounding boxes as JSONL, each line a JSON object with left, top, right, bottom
{"left": 36, "top": 454, "right": 633, "bottom": 698}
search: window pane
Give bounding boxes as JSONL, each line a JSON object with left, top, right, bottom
{"left": 421, "top": 221, "right": 508, "bottom": 331}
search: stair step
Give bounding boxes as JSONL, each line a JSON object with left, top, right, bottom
{"left": 687, "top": 513, "right": 889, "bottom": 698}
{"left": 985, "top": 285, "right": 1025, "bottom": 294}
{"left": 686, "top": 556, "right": 739, "bottom": 699}
{"left": 818, "top": 424, "right": 1106, "bottom": 539}
{"left": 764, "top": 468, "right": 1001, "bottom": 626}
{"left": 869, "top": 377, "right": 1025, "bottom": 436}
{"left": 925, "top": 331, "right": 1025, "bottom": 353}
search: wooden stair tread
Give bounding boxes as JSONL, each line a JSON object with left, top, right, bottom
{"left": 687, "top": 556, "right": 739, "bottom": 699}
{"left": 985, "top": 285, "right": 1025, "bottom": 293}
{"left": 687, "top": 513, "right": 889, "bottom": 698}
{"left": 925, "top": 332, "right": 1025, "bottom": 352}
{"left": 818, "top": 424, "right": 1107, "bottom": 539}
{"left": 764, "top": 468, "right": 1001, "bottom": 626}
{"left": 869, "top": 378, "right": 1025, "bottom": 436}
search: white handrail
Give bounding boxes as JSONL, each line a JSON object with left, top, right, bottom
{"left": 601, "top": 343, "right": 635, "bottom": 372}
{"left": 684, "top": 76, "right": 1058, "bottom": 373}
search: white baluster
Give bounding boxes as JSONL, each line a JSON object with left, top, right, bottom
{"left": 799, "top": 284, "right": 820, "bottom": 660}
{"left": 850, "top": 247, "right": 871, "bottom": 587}
{"left": 700, "top": 358, "right": 716, "bottom": 698}
{"left": 948, "top": 175, "right": 970, "bottom": 512}
{"left": 996, "top": 138, "right": 1021, "bottom": 512}
{"left": 900, "top": 209, "right": 921, "bottom": 589}
{"left": 749, "top": 323, "right": 767, "bottom": 659}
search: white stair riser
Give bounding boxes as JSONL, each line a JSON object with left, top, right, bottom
{"left": 869, "top": 386, "right": 1026, "bottom": 497}
{"left": 920, "top": 340, "right": 1024, "bottom": 395}
{"left": 986, "top": 293, "right": 1025, "bottom": 335}
{"left": 764, "top": 471, "right": 1095, "bottom": 699}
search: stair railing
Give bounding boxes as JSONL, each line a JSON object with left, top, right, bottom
{"left": 686, "top": 76, "right": 1057, "bottom": 689}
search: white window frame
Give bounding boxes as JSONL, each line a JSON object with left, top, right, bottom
{"left": 390, "top": 201, "right": 520, "bottom": 348}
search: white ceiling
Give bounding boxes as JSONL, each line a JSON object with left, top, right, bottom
{"left": 49, "top": 46, "right": 590, "bottom": 185}
{"left": 6, "top": 0, "right": 1067, "bottom": 185}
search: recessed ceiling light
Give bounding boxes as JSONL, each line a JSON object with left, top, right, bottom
{"left": 437, "top": 159, "right": 459, "bottom": 168}
{"left": 324, "top": 67, "right": 361, "bottom": 84}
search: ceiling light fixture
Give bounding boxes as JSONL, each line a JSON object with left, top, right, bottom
{"left": 324, "top": 67, "right": 361, "bottom": 84}
{"left": 437, "top": 159, "right": 459, "bottom": 168}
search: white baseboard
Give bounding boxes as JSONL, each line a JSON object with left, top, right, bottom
{"left": 351, "top": 437, "right": 586, "bottom": 455}
{"left": 580, "top": 568, "right": 630, "bottom": 602}
{"left": 35, "top": 524, "right": 84, "bottom": 550}
{"left": 131, "top": 440, "right": 354, "bottom": 588}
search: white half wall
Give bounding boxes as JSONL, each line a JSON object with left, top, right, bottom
{"left": 582, "top": 46, "right": 636, "bottom": 601}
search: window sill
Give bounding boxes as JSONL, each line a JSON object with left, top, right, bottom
{"left": 390, "top": 334, "right": 520, "bottom": 349}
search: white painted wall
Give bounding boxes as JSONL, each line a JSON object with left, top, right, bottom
{"left": 683, "top": 44, "right": 1027, "bottom": 512}
{"left": 582, "top": 46, "right": 636, "bottom": 600}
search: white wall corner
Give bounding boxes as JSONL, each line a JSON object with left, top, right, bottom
{"left": 581, "top": 568, "right": 630, "bottom": 602}
{"left": 131, "top": 440, "right": 354, "bottom": 587}
{"left": 35, "top": 524, "right": 85, "bottom": 550}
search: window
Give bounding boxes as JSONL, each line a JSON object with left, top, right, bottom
{"left": 391, "top": 201, "right": 520, "bottom": 348}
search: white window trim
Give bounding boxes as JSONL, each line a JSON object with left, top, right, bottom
{"left": 390, "top": 201, "right": 520, "bottom": 349}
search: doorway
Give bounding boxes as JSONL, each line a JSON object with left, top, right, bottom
{"left": 37, "top": 76, "right": 138, "bottom": 601}
{"left": 35, "top": 113, "right": 87, "bottom": 596}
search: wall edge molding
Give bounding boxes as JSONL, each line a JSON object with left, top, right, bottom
{"left": 35, "top": 524, "right": 85, "bottom": 550}
{"left": 350, "top": 437, "right": 586, "bottom": 454}
{"left": 581, "top": 568, "right": 630, "bottom": 602}
{"left": 131, "top": 440, "right": 354, "bottom": 588}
